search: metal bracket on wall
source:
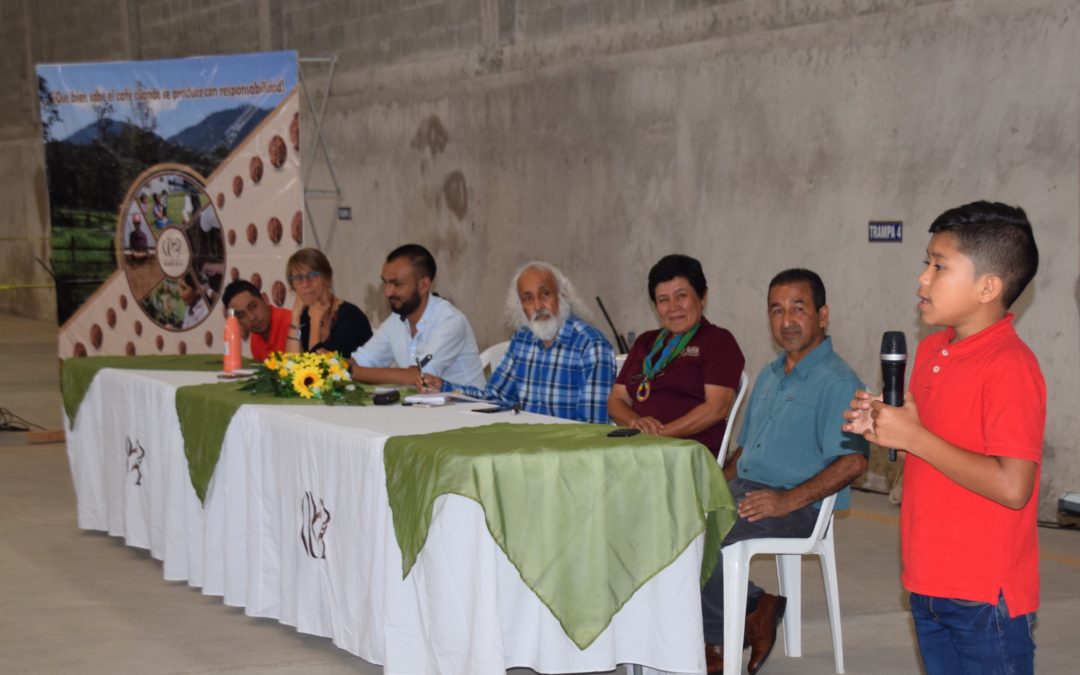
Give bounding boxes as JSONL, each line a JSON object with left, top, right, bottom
{"left": 299, "top": 55, "right": 343, "bottom": 251}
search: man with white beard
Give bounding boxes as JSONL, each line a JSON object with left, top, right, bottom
{"left": 417, "top": 261, "right": 617, "bottom": 423}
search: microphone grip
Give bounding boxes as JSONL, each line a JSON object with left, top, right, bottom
{"left": 881, "top": 363, "right": 906, "bottom": 462}
{"left": 882, "top": 388, "right": 904, "bottom": 407}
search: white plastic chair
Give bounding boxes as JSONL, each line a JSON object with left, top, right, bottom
{"left": 614, "top": 353, "right": 628, "bottom": 375}
{"left": 722, "top": 492, "right": 845, "bottom": 674}
{"left": 478, "top": 340, "right": 509, "bottom": 377}
{"left": 716, "top": 371, "right": 749, "bottom": 467}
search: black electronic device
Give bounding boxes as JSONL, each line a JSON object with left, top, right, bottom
{"left": 607, "top": 427, "right": 641, "bottom": 438}
{"left": 373, "top": 390, "right": 401, "bottom": 405}
{"left": 880, "top": 331, "right": 908, "bottom": 461}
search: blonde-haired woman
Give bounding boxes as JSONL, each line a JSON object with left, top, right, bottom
{"left": 284, "top": 248, "right": 372, "bottom": 355}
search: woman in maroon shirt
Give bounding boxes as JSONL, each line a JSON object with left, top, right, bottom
{"left": 607, "top": 254, "right": 744, "bottom": 457}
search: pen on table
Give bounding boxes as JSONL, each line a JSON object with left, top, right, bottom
{"left": 416, "top": 354, "right": 433, "bottom": 391}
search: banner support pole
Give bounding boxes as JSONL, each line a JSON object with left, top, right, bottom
{"left": 298, "top": 55, "right": 342, "bottom": 251}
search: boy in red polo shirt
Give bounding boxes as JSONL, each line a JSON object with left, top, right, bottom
{"left": 845, "top": 201, "right": 1045, "bottom": 675}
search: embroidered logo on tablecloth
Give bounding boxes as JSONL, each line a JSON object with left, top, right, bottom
{"left": 300, "top": 491, "right": 331, "bottom": 560}
{"left": 126, "top": 437, "right": 145, "bottom": 486}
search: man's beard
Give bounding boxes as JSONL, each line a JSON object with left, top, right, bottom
{"left": 391, "top": 289, "right": 422, "bottom": 318}
{"left": 527, "top": 303, "right": 569, "bottom": 342}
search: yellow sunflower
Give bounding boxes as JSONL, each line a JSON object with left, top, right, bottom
{"left": 291, "top": 365, "right": 324, "bottom": 399}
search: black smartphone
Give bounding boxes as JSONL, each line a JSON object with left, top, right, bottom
{"left": 607, "top": 427, "right": 641, "bottom": 437}
{"left": 472, "top": 406, "right": 512, "bottom": 413}
{"left": 373, "top": 390, "right": 401, "bottom": 405}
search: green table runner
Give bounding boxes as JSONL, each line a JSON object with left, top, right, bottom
{"left": 62, "top": 355, "right": 398, "bottom": 502}
{"left": 174, "top": 381, "right": 323, "bottom": 502}
{"left": 384, "top": 422, "right": 736, "bottom": 650}
{"left": 62, "top": 354, "right": 249, "bottom": 424}
{"left": 175, "top": 382, "right": 411, "bottom": 502}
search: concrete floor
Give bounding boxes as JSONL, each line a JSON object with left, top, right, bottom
{"left": 1, "top": 312, "right": 1078, "bottom": 675}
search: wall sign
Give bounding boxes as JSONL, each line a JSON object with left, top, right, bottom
{"left": 869, "top": 221, "right": 903, "bottom": 242}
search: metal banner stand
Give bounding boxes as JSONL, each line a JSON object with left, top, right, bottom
{"left": 298, "top": 56, "right": 343, "bottom": 251}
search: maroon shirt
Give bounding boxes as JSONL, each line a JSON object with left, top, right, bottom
{"left": 615, "top": 318, "right": 744, "bottom": 455}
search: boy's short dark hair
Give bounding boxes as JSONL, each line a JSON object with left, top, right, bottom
{"left": 768, "top": 268, "right": 827, "bottom": 310}
{"left": 222, "top": 280, "right": 260, "bottom": 307}
{"left": 929, "top": 201, "right": 1038, "bottom": 308}
{"left": 387, "top": 244, "right": 437, "bottom": 281}
{"left": 647, "top": 254, "right": 708, "bottom": 302}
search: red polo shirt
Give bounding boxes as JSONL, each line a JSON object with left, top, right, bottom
{"left": 250, "top": 306, "right": 292, "bottom": 361}
{"left": 616, "top": 319, "right": 744, "bottom": 455}
{"left": 902, "top": 314, "right": 1045, "bottom": 616}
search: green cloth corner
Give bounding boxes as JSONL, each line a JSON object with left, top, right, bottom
{"left": 175, "top": 382, "right": 409, "bottom": 502}
{"left": 384, "top": 422, "right": 736, "bottom": 650}
{"left": 61, "top": 355, "right": 401, "bottom": 503}
{"left": 62, "top": 355, "right": 250, "bottom": 425}
{"left": 174, "top": 381, "right": 323, "bottom": 503}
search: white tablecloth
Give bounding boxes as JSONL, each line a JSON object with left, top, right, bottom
{"left": 65, "top": 368, "right": 708, "bottom": 674}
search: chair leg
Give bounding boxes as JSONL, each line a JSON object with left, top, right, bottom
{"left": 775, "top": 553, "right": 803, "bottom": 657}
{"left": 819, "top": 544, "right": 845, "bottom": 673}
{"left": 722, "top": 545, "right": 752, "bottom": 675}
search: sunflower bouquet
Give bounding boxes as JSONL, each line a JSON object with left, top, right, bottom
{"left": 241, "top": 351, "right": 369, "bottom": 405}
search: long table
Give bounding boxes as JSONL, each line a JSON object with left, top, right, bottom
{"left": 65, "top": 367, "right": 723, "bottom": 674}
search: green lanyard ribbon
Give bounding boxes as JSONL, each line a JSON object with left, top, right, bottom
{"left": 641, "top": 323, "right": 700, "bottom": 384}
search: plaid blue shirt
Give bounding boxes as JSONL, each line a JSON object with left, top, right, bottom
{"left": 444, "top": 315, "right": 616, "bottom": 423}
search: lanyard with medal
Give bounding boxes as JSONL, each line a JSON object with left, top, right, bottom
{"left": 634, "top": 323, "right": 700, "bottom": 402}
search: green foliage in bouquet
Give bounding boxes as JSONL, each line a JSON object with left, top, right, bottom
{"left": 241, "top": 351, "right": 369, "bottom": 405}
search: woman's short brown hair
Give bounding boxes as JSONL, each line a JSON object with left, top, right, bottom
{"left": 286, "top": 248, "right": 333, "bottom": 288}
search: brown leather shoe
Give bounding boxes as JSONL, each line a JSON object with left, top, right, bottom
{"left": 704, "top": 642, "right": 723, "bottom": 675}
{"left": 745, "top": 593, "right": 787, "bottom": 674}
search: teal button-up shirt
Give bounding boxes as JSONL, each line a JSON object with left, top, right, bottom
{"left": 736, "top": 336, "right": 868, "bottom": 509}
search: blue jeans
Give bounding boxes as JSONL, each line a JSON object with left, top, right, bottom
{"left": 910, "top": 592, "right": 1036, "bottom": 675}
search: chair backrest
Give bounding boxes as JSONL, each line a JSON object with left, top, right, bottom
{"left": 715, "top": 371, "right": 749, "bottom": 467}
{"left": 809, "top": 491, "right": 838, "bottom": 543}
{"left": 614, "top": 353, "right": 628, "bottom": 375}
{"left": 479, "top": 341, "right": 510, "bottom": 378}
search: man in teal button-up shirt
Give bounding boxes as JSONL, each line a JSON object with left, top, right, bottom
{"left": 701, "top": 268, "right": 869, "bottom": 675}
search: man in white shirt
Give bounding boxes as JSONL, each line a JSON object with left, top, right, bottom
{"left": 350, "top": 244, "right": 484, "bottom": 387}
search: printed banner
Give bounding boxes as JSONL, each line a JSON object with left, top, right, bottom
{"left": 38, "top": 51, "right": 303, "bottom": 358}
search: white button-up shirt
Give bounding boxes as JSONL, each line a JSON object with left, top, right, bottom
{"left": 351, "top": 294, "right": 485, "bottom": 388}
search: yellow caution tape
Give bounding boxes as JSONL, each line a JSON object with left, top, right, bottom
{"left": 0, "top": 283, "right": 56, "bottom": 290}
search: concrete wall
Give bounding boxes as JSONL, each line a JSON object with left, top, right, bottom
{"left": 1, "top": 0, "right": 1077, "bottom": 517}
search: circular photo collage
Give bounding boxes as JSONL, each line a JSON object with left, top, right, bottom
{"left": 118, "top": 167, "right": 225, "bottom": 331}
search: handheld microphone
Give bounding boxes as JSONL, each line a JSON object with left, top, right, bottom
{"left": 880, "top": 331, "right": 907, "bottom": 462}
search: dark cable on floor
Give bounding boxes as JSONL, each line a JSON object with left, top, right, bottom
{"left": 0, "top": 407, "right": 45, "bottom": 432}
